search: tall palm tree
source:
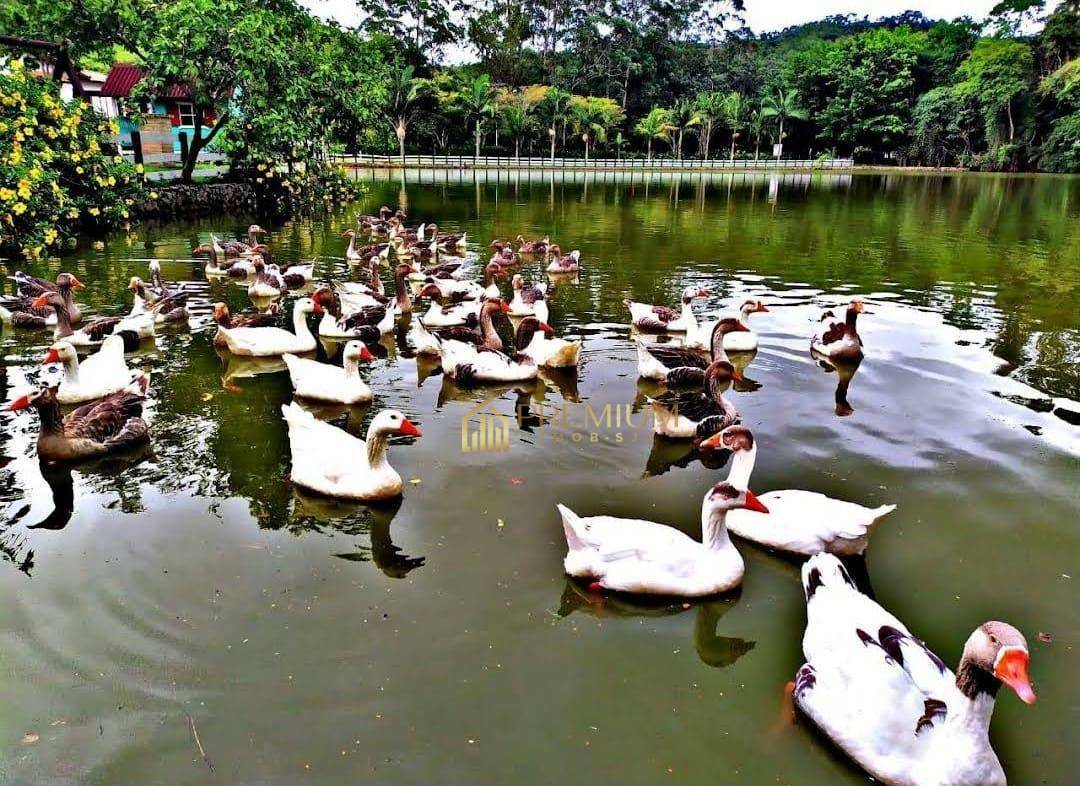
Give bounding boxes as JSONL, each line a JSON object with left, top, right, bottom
{"left": 694, "top": 92, "right": 726, "bottom": 161}
{"left": 383, "top": 66, "right": 428, "bottom": 166}
{"left": 542, "top": 87, "right": 571, "bottom": 163}
{"left": 669, "top": 99, "right": 702, "bottom": 159}
{"left": 635, "top": 107, "right": 674, "bottom": 162}
{"left": 721, "top": 91, "right": 745, "bottom": 162}
{"left": 759, "top": 88, "right": 807, "bottom": 161}
{"left": 569, "top": 100, "right": 607, "bottom": 166}
{"left": 501, "top": 105, "right": 530, "bottom": 163}
{"left": 457, "top": 74, "right": 495, "bottom": 163}
{"left": 747, "top": 109, "right": 765, "bottom": 161}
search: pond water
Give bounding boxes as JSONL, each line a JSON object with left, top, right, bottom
{"left": 1, "top": 171, "right": 1077, "bottom": 785}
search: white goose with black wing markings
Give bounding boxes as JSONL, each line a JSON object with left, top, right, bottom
{"left": 794, "top": 553, "right": 1036, "bottom": 786}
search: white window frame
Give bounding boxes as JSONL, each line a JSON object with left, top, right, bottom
{"left": 177, "top": 101, "right": 196, "bottom": 127}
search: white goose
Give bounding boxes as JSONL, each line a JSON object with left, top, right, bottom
{"left": 794, "top": 553, "right": 1036, "bottom": 786}
{"left": 441, "top": 340, "right": 539, "bottom": 383}
{"left": 418, "top": 297, "right": 481, "bottom": 328}
{"left": 283, "top": 340, "right": 374, "bottom": 405}
{"left": 704, "top": 298, "right": 769, "bottom": 352}
{"left": 515, "top": 317, "right": 581, "bottom": 369}
{"left": 700, "top": 425, "right": 896, "bottom": 556}
{"left": 282, "top": 403, "right": 421, "bottom": 500}
{"left": 625, "top": 286, "right": 707, "bottom": 333}
{"left": 218, "top": 297, "right": 322, "bottom": 357}
{"left": 33, "top": 292, "right": 155, "bottom": 347}
{"left": 509, "top": 275, "right": 549, "bottom": 323}
{"left": 42, "top": 336, "right": 150, "bottom": 405}
{"left": 556, "top": 480, "right": 769, "bottom": 596}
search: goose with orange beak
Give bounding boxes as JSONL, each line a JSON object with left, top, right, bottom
{"left": 556, "top": 480, "right": 768, "bottom": 596}
{"left": 282, "top": 340, "right": 375, "bottom": 405}
{"left": 794, "top": 553, "right": 1035, "bottom": 786}
{"left": 281, "top": 403, "right": 421, "bottom": 500}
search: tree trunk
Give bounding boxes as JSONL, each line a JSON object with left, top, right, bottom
{"left": 515, "top": 138, "right": 520, "bottom": 164}
{"left": 550, "top": 128, "right": 556, "bottom": 164}
{"left": 646, "top": 138, "right": 652, "bottom": 162}
{"left": 584, "top": 138, "right": 589, "bottom": 167}
{"left": 754, "top": 134, "right": 760, "bottom": 161}
{"left": 396, "top": 122, "right": 406, "bottom": 167}
{"left": 702, "top": 124, "right": 711, "bottom": 161}
{"left": 1006, "top": 100, "right": 1015, "bottom": 141}
{"left": 677, "top": 129, "right": 683, "bottom": 159}
{"left": 474, "top": 120, "right": 481, "bottom": 163}
{"left": 730, "top": 135, "right": 735, "bottom": 163}
{"left": 182, "top": 108, "right": 224, "bottom": 183}
{"left": 776, "top": 118, "right": 784, "bottom": 161}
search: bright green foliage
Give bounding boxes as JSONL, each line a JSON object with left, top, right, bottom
{"left": 694, "top": 92, "right": 727, "bottom": 160}
{"left": 1038, "top": 57, "right": 1080, "bottom": 172}
{"left": 635, "top": 107, "right": 675, "bottom": 160}
{"left": 0, "top": 59, "right": 141, "bottom": 255}
{"left": 955, "top": 39, "right": 1034, "bottom": 152}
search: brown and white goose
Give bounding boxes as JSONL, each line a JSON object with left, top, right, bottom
{"left": 635, "top": 318, "right": 748, "bottom": 384}
{"left": 7, "top": 386, "right": 150, "bottom": 463}
{"left": 33, "top": 292, "right": 154, "bottom": 348}
{"left": 211, "top": 302, "right": 280, "bottom": 347}
{"left": 516, "top": 234, "right": 550, "bottom": 254}
{"left": 625, "top": 286, "right": 708, "bottom": 333}
{"left": 812, "top": 299, "right": 865, "bottom": 362}
{"left": 794, "top": 553, "right": 1035, "bottom": 786}
{"left": 409, "top": 298, "right": 507, "bottom": 356}
{"left": 1, "top": 272, "right": 85, "bottom": 327}
{"left": 647, "top": 360, "right": 740, "bottom": 439}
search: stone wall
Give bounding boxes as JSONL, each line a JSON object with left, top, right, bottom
{"left": 136, "top": 183, "right": 263, "bottom": 220}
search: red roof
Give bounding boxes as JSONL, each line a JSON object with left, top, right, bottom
{"left": 100, "top": 64, "right": 195, "bottom": 100}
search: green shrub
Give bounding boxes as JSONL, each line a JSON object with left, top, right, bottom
{"left": 0, "top": 58, "right": 142, "bottom": 256}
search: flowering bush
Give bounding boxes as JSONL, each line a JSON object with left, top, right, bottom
{"left": 231, "top": 152, "right": 361, "bottom": 214}
{"left": 0, "top": 59, "right": 142, "bottom": 257}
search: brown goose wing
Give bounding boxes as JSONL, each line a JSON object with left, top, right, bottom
{"left": 64, "top": 393, "right": 145, "bottom": 442}
{"left": 341, "top": 305, "right": 387, "bottom": 330}
{"left": 641, "top": 343, "right": 708, "bottom": 370}
{"left": 82, "top": 317, "right": 122, "bottom": 341}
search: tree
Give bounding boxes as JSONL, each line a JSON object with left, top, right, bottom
{"left": 540, "top": 86, "right": 571, "bottom": 162}
{"left": 635, "top": 107, "right": 674, "bottom": 161}
{"left": 956, "top": 39, "right": 1034, "bottom": 146}
{"left": 568, "top": 95, "right": 623, "bottom": 164}
{"left": 456, "top": 73, "right": 495, "bottom": 162}
{"left": 383, "top": 66, "right": 429, "bottom": 166}
{"left": 747, "top": 108, "right": 765, "bottom": 161}
{"left": 668, "top": 99, "right": 701, "bottom": 158}
{"left": 359, "top": 0, "right": 461, "bottom": 63}
{"left": 720, "top": 91, "right": 745, "bottom": 161}
{"left": 759, "top": 88, "right": 807, "bottom": 160}
{"left": 694, "top": 92, "right": 726, "bottom": 160}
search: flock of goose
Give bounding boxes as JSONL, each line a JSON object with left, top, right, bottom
{"left": 0, "top": 205, "right": 1035, "bottom": 786}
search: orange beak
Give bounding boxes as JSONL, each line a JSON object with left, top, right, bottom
{"left": 31, "top": 294, "right": 49, "bottom": 309}
{"left": 538, "top": 322, "right": 554, "bottom": 334}
{"left": 499, "top": 301, "right": 510, "bottom": 313}
{"left": 697, "top": 289, "right": 709, "bottom": 297}
{"left": 41, "top": 348, "right": 61, "bottom": 365}
{"left": 733, "top": 321, "right": 750, "bottom": 332}
{"left": 398, "top": 418, "right": 422, "bottom": 438}
{"left": 70, "top": 277, "right": 85, "bottom": 288}
{"left": 7, "top": 394, "right": 30, "bottom": 411}
{"left": 699, "top": 432, "right": 723, "bottom": 451}
{"left": 854, "top": 301, "right": 865, "bottom": 314}
{"left": 128, "top": 280, "right": 138, "bottom": 291}
{"left": 359, "top": 346, "right": 374, "bottom": 362}
{"left": 995, "top": 648, "right": 1036, "bottom": 704}
{"left": 731, "top": 368, "right": 744, "bottom": 382}
{"left": 743, "top": 489, "right": 769, "bottom": 514}
{"left": 755, "top": 303, "right": 769, "bottom": 313}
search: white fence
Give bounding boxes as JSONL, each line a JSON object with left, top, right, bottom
{"left": 335, "top": 154, "right": 854, "bottom": 171}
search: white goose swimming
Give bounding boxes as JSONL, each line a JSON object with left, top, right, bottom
{"left": 282, "top": 403, "right": 421, "bottom": 500}
{"left": 283, "top": 340, "right": 375, "bottom": 405}
{"left": 515, "top": 317, "right": 581, "bottom": 369}
{"left": 700, "top": 425, "right": 896, "bottom": 556}
{"left": 42, "top": 336, "right": 150, "bottom": 405}
{"left": 625, "top": 285, "right": 707, "bottom": 333}
{"left": 723, "top": 299, "right": 769, "bottom": 352}
{"left": 556, "top": 480, "right": 769, "bottom": 596}
{"left": 218, "top": 297, "right": 322, "bottom": 357}
{"left": 508, "top": 275, "right": 549, "bottom": 323}
{"left": 793, "top": 553, "right": 1036, "bottom": 786}
{"left": 441, "top": 339, "right": 539, "bottom": 384}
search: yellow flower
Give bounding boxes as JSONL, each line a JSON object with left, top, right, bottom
{"left": 76, "top": 166, "right": 84, "bottom": 174}
{"left": 66, "top": 208, "right": 79, "bottom": 219}
{"left": 150, "top": 191, "right": 159, "bottom": 199}
{"left": 13, "top": 203, "right": 26, "bottom": 215}
{"left": 135, "top": 164, "right": 144, "bottom": 174}
{"left": 88, "top": 207, "right": 100, "bottom": 216}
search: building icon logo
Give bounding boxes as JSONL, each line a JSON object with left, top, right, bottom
{"left": 461, "top": 393, "right": 510, "bottom": 453}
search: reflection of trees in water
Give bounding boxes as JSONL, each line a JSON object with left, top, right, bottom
{"left": 557, "top": 579, "right": 755, "bottom": 670}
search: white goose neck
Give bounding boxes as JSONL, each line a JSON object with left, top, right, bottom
{"left": 727, "top": 445, "right": 757, "bottom": 490}
{"left": 292, "top": 307, "right": 314, "bottom": 340}
{"left": 701, "top": 503, "right": 734, "bottom": 552}
{"left": 680, "top": 300, "right": 697, "bottom": 325}
{"left": 62, "top": 355, "right": 81, "bottom": 383}
{"left": 343, "top": 355, "right": 361, "bottom": 378}
{"left": 365, "top": 428, "right": 391, "bottom": 469}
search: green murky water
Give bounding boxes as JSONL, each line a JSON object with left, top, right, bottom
{"left": 1, "top": 170, "right": 1077, "bottom": 785}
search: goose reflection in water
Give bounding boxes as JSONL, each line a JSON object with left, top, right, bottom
{"left": 643, "top": 433, "right": 737, "bottom": 478}
{"left": 557, "top": 580, "right": 756, "bottom": 669}
{"left": 291, "top": 492, "right": 423, "bottom": 578}
{"left": 813, "top": 352, "right": 863, "bottom": 417}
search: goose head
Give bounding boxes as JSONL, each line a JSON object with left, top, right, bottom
{"left": 484, "top": 261, "right": 506, "bottom": 278}
{"left": 55, "top": 272, "right": 84, "bottom": 289}
{"left": 6, "top": 385, "right": 58, "bottom": 412}
{"left": 248, "top": 224, "right": 267, "bottom": 236}
{"left": 481, "top": 297, "right": 511, "bottom": 317}
{"left": 41, "top": 341, "right": 78, "bottom": 367}
{"left": 343, "top": 340, "right": 375, "bottom": 364}
{"left": 961, "top": 622, "right": 1036, "bottom": 704}
{"left": 293, "top": 297, "right": 323, "bottom": 317}
{"left": 681, "top": 285, "right": 709, "bottom": 304}
{"left": 740, "top": 299, "right": 769, "bottom": 316}
{"left": 704, "top": 359, "right": 743, "bottom": 386}
{"left": 128, "top": 276, "right": 144, "bottom": 293}
{"left": 342, "top": 229, "right": 357, "bottom": 238}
{"left": 212, "top": 302, "right": 232, "bottom": 325}
{"left": 369, "top": 408, "right": 421, "bottom": 439}
{"left": 703, "top": 480, "right": 769, "bottom": 514}
{"left": 511, "top": 274, "right": 524, "bottom": 291}
{"left": 699, "top": 424, "right": 755, "bottom": 454}
{"left": 192, "top": 243, "right": 211, "bottom": 257}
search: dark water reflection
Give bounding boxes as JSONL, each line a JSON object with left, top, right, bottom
{"left": 0, "top": 171, "right": 1076, "bottom": 785}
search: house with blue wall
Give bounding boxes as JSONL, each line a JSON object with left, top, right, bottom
{"left": 99, "top": 64, "right": 222, "bottom": 155}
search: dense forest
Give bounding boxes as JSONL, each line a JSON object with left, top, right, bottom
{"left": 2, "top": 0, "right": 1078, "bottom": 174}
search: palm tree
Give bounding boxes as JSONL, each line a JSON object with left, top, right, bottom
{"left": 635, "top": 107, "right": 674, "bottom": 162}
{"left": 694, "top": 92, "right": 726, "bottom": 161}
{"left": 747, "top": 109, "right": 765, "bottom": 161}
{"left": 383, "top": 66, "right": 428, "bottom": 166}
{"left": 669, "top": 99, "right": 702, "bottom": 159}
{"left": 721, "top": 91, "right": 745, "bottom": 162}
{"left": 501, "top": 105, "right": 531, "bottom": 163}
{"left": 457, "top": 74, "right": 495, "bottom": 164}
{"left": 759, "top": 88, "right": 807, "bottom": 161}
{"left": 569, "top": 100, "right": 604, "bottom": 166}
{"left": 542, "top": 87, "right": 571, "bottom": 163}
